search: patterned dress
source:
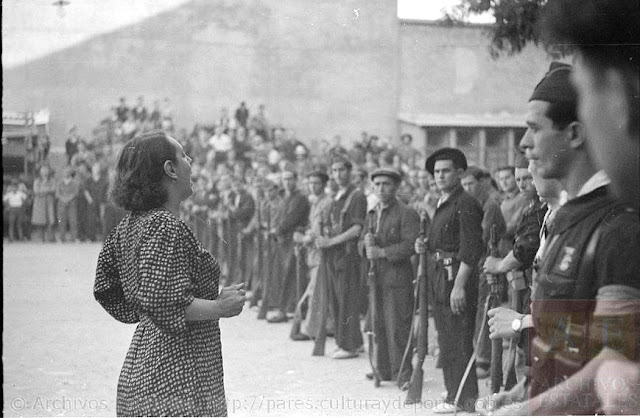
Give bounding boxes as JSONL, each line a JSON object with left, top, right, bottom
{"left": 94, "top": 208, "right": 227, "bottom": 416}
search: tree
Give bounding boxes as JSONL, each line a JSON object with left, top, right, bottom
{"left": 442, "top": 0, "right": 565, "bottom": 59}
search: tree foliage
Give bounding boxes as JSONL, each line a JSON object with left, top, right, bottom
{"left": 442, "top": 0, "right": 553, "bottom": 59}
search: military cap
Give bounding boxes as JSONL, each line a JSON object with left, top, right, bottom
{"left": 529, "top": 62, "right": 577, "bottom": 105}
{"left": 425, "top": 147, "right": 468, "bottom": 175}
{"left": 307, "top": 170, "right": 329, "bottom": 183}
{"left": 370, "top": 167, "right": 402, "bottom": 184}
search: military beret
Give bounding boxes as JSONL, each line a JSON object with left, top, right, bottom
{"left": 370, "top": 167, "right": 402, "bottom": 183}
{"left": 425, "top": 147, "right": 468, "bottom": 175}
{"left": 529, "top": 62, "right": 577, "bottom": 105}
{"left": 307, "top": 170, "right": 329, "bottom": 183}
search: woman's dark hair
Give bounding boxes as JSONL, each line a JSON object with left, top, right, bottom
{"left": 110, "top": 130, "right": 176, "bottom": 211}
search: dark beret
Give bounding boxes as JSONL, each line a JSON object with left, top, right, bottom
{"left": 529, "top": 62, "right": 577, "bottom": 105}
{"left": 307, "top": 170, "right": 329, "bottom": 183}
{"left": 370, "top": 167, "right": 402, "bottom": 183}
{"left": 425, "top": 147, "right": 468, "bottom": 175}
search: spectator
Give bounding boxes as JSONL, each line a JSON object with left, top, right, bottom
{"left": 131, "top": 95, "right": 148, "bottom": 123}
{"left": 116, "top": 97, "right": 129, "bottom": 123}
{"left": 248, "top": 104, "right": 270, "bottom": 141}
{"left": 31, "top": 165, "right": 57, "bottom": 242}
{"left": 149, "top": 100, "right": 162, "bottom": 129}
{"left": 235, "top": 101, "right": 249, "bottom": 128}
{"left": 397, "top": 133, "right": 415, "bottom": 164}
{"left": 3, "top": 179, "right": 28, "bottom": 241}
{"left": 76, "top": 163, "right": 98, "bottom": 242}
{"left": 121, "top": 114, "right": 138, "bottom": 141}
{"left": 65, "top": 126, "right": 81, "bottom": 165}
{"left": 55, "top": 166, "right": 80, "bottom": 242}
{"left": 208, "top": 125, "right": 233, "bottom": 163}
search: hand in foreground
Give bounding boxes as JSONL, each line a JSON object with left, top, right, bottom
{"left": 365, "top": 245, "right": 385, "bottom": 260}
{"left": 487, "top": 307, "right": 522, "bottom": 340}
{"left": 595, "top": 358, "right": 640, "bottom": 415}
{"left": 450, "top": 285, "right": 466, "bottom": 315}
{"left": 477, "top": 374, "right": 528, "bottom": 415}
{"left": 217, "top": 283, "right": 246, "bottom": 318}
{"left": 414, "top": 237, "right": 427, "bottom": 254}
{"left": 483, "top": 256, "right": 503, "bottom": 275}
{"left": 363, "top": 233, "right": 375, "bottom": 248}
{"left": 315, "top": 236, "right": 333, "bottom": 249}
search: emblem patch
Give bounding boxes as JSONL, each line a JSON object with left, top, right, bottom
{"left": 558, "top": 247, "right": 575, "bottom": 272}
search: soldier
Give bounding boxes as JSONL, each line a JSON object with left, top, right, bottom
{"left": 489, "top": 62, "right": 640, "bottom": 415}
{"left": 542, "top": 2, "right": 640, "bottom": 413}
{"left": 315, "top": 157, "right": 367, "bottom": 359}
{"left": 228, "top": 177, "right": 256, "bottom": 285}
{"left": 267, "top": 170, "right": 310, "bottom": 323}
{"left": 292, "top": 170, "right": 334, "bottom": 340}
{"left": 460, "top": 166, "right": 507, "bottom": 380}
{"left": 361, "top": 167, "right": 420, "bottom": 383}
{"left": 496, "top": 166, "right": 528, "bottom": 257}
{"left": 415, "top": 148, "right": 484, "bottom": 413}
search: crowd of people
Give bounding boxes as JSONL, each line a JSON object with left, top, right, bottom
{"left": 10, "top": 0, "right": 640, "bottom": 414}
{"left": 3, "top": 94, "right": 432, "bottom": 245}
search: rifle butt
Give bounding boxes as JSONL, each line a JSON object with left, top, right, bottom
{"left": 404, "top": 368, "right": 424, "bottom": 404}
{"left": 289, "top": 316, "right": 302, "bottom": 340}
{"left": 312, "top": 329, "right": 326, "bottom": 356}
{"left": 490, "top": 338, "right": 503, "bottom": 394}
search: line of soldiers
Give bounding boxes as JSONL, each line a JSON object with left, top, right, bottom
{"left": 180, "top": 1, "right": 639, "bottom": 412}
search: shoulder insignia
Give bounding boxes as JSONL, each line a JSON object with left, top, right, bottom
{"left": 558, "top": 246, "right": 576, "bottom": 272}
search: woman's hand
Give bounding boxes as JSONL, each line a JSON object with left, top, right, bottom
{"left": 217, "top": 283, "right": 246, "bottom": 318}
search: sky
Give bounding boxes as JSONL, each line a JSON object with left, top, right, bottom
{"left": 2, "top": 0, "right": 493, "bottom": 68}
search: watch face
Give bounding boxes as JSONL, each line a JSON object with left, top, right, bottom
{"left": 511, "top": 318, "right": 521, "bottom": 332}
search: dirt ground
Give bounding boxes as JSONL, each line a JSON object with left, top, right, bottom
{"left": 3, "top": 242, "right": 492, "bottom": 416}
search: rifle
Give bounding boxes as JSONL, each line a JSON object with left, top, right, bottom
{"left": 405, "top": 212, "right": 429, "bottom": 403}
{"left": 366, "top": 209, "right": 382, "bottom": 387}
{"left": 289, "top": 243, "right": 305, "bottom": 339}
{"left": 257, "top": 206, "right": 272, "bottom": 320}
{"left": 312, "top": 220, "right": 328, "bottom": 356}
{"left": 250, "top": 197, "right": 264, "bottom": 307}
{"left": 487, "top": 224, "right": 503, "bottom": 394}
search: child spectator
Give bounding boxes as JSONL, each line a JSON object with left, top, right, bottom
{"left": 3, "top": 179, "right": 28, "bottom": 241}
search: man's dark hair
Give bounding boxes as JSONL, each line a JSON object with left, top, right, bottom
{"left": 542, "top": 0, "right": 639, "bottom": 135}
{"left": 462, "top": 166, "right": 483, "bottom": 181}
{"left": 545, "top": 101, "right": 578, "bottom": 130}
{"left": 331, "top": 156, "right": 353, "bottom": 170}
{"left": 495, "top": 166, "right": 515, "bottom": 176}
{"left": 110, "top": 130, "right": 176, "bottom": 211}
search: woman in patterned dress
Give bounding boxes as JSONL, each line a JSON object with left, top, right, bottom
{"left": 94, "top": 130, "right": 246, "bottom": 416}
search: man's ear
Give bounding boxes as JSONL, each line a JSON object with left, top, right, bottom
{"left": 164, "top": 160, "right": 177, "bottom": 181}
{"left": 567, "top": 121, "right": 586, "bottom": 150}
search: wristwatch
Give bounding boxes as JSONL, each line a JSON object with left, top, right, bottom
{"left": 511, "top": 315, "right": 525, "bottom": 334}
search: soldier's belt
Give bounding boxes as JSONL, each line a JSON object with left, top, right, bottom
{"left": 431, "top": 250, "right": 457, "bottom": 265}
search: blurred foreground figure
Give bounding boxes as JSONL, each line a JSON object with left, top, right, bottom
{"left": 542, "top": 1, "right": 640, "bottom": 415}
{"left": 486, "top": 61, "right": 640, "bottom": 416}
{"left": 94, "top": 131, "right": 245, "bottom": 416}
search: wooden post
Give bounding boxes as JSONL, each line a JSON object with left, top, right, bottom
{"left": 449, "top": 128, "right": 457, "bottom": 148}
{"left": 507, "top": 129, "right": 515, "bottom": 166}
{"left": 478, "top": 128, "right": 487, "bottom": 169}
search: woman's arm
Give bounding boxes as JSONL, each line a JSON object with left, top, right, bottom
{"left": 185, "top": 284, "right": 246, "bottom": 321}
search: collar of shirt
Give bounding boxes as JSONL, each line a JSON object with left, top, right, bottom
{"left": 576, "top": 170, "right": 610, "bottom": 198}
{"left": 334, "top": 185, "right": 352, "bottom": 202}
{"left": 437, "top": 184, "right": 463, "bottom": 208}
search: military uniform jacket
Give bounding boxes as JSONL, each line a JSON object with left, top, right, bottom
{"left": 531, "top": 185, "right": 640, "bottom": 379}
{"left": 360, "top": 198, "right": 420, "bottom": 288}
{"left": 276, "top": 190, "right": 310, "bottom": 242}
